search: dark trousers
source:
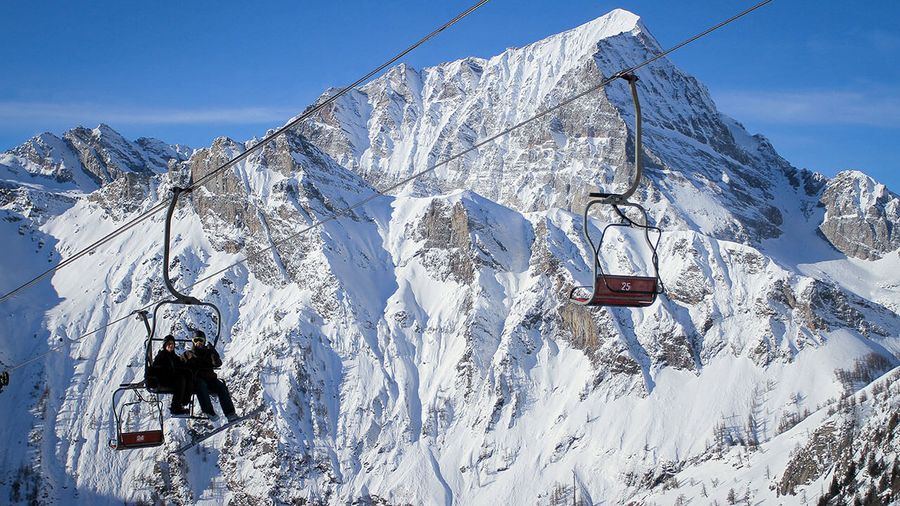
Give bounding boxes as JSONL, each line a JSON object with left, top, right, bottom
{"left": 156, "top": 372, "right": 190, "bottom": 408}
{"left": 194, "top": 377, "right": 235, "bottom": 416}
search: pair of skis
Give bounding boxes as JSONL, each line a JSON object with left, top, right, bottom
{"left": 172, "top": 404, "right": 266, "bottom": 454}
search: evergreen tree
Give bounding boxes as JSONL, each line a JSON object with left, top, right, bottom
{"left": 868, "top": 454, "right": 880, "bottom": 478}
{"left": 829, "top": 474, "right": 841, "bottom": 497}
{"left": 892, "top": 458, "right": 900, "bottom": 496}
{"left": 862, "top": 486, "right": 880, "bottom": 506}
{"left": 746, "top": 413, "right": 759, "bottom": 447}
{"left": 845, "top": 460, "right": 858, "bottom": 488}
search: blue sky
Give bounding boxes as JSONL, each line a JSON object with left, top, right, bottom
{"left": 1, "top": 1, "right": 898, "bottom": 190}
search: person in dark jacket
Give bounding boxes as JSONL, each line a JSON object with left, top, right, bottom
{"left": 183, "top": 330, "right": 237, "bottom": 422}
{"left": 151, "top": 335, "right": 191, "bottom": 415}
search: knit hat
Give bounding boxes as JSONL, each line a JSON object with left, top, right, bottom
{"left": 163, "top": 335, "right": 176, "bottom": 346}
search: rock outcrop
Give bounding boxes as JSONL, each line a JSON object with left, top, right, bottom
{"left": 818, "top": 170, "right": 900, "bottom": 260}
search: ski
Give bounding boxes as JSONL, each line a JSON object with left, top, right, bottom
{"left": 172, "top": 404, "right": 265, "bottom": 454}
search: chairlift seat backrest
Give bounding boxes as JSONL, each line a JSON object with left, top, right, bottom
{"left": 116, "top": 430, "right": 164, "bottom": 449}
{"left": 574, "top": 274, "right": 658, "bottom": 307}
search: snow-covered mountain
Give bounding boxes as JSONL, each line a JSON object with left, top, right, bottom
{"left": 1, "top": 9, "right": 898, "bottom": 505}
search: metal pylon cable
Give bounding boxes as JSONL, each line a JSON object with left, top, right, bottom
{"left": 0, "top": 0, "right": 491, "bottom": 305}
{"left": 2, "top": 0, "right": 773, "bottom": 376}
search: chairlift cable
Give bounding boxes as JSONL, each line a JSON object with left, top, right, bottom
{"left": 188, "top": 0, "right": 491, "bottom": 192}
{"left": 0, "top": 0, "right": 491, "bottom": 306}
{"left": 0, "top": 202, "right": 168, "bottom": 305}
{"left": 0, "top": 0, "right": 774, "bottom": 376}
{"left": 187, "top": 0, "right": 776, "bottom": 290}
{"left": 3, "top": 308, "right": 153, "bottom": 374}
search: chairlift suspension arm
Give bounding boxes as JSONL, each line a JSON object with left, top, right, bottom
{"left": 583, "top": 73, "right": 644, "bottom": 269}
{"left": 620, "top": 73, "right": 642, "bottom": 203}
{"left": 133, "top": 310, "right": 155, "bottom": 366}
{"left": 153, "top": 187, "right": 222, "bottom": 346}
{"left": 163, "top": 188, "right": 201, "bottom": 305}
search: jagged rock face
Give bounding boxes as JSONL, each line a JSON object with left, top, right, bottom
{"left": 182, "top": 131, "right": 379, "bottom": 293}
{"left": 134, "top": 137, "right": 191, "bottom": 172}
{"left": 86, "top": 172, "right": 154, "bottom": 218}
{"left": 298, "top": 9, "right": 797, "bottom": 245}
{"left": 301, "top": 55, "right": 628, "bottom": 216}
{"left": 415, "top": 199, "right": 475, "bottom": 284}
{"left": 1, "top": 9, "right": 899, "bottom": 506}
{"left": 0, "top": 125, "right": 189, "bottom": 193}
{"left": 63, "top": 125, "right": 171, "bottom": 185}
{"left": 1, "top": 132, "right": 81, "bottom": 184}
{"left": 818, "top": 170, "right": 900, "bottom": 260}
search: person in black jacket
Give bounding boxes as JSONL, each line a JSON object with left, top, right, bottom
{"left": 183, "top": 330, "right": 237, "bottom": 422}
{"left": 151, "top": 335, "right": 191, "bottom": 415}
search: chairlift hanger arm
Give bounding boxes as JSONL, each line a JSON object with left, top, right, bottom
{"left": 589, "top": 73, "right": 642, "bottom": 205}
{"left": 581, "top": 73, "right": 644, "bottom": 270}
{"left": 134, "top": 310, "right": 150, "bottom": 335}
{"left": 163, "top": 188, "right": 202, "bottom": 305}
{"left": 153, "top": 188, "right": 223, "bottom": 346}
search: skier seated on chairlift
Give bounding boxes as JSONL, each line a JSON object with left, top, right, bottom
{"left": 183, "top": 330, "right": 238, "bottom": 423}
{"left": 151, "top": 335, "right": 192, "bottom": 416}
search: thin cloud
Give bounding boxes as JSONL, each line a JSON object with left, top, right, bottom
{"left": 715, "top": 90, "right": 900, "bottom": 128}
{"left": 0, "top": 101, "right": 299, "bottom": 126}
{"left": 866, "top": 29, "right": 900, "bottom": 53}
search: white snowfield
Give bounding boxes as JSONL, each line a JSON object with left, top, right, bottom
{"left": 0, "top": 8, "right": 898, "bottom": 505}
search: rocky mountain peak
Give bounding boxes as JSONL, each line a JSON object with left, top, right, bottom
{"left": 1, "top": 124, "right": 189, "bottom": 193}
{"left": 1, "top": 131, "right": 76, "bottom": 184}
{"left": 818, "top": 170, "right": 900, "bottom": 259}
{"left": 296, "top": 10, "right": 797, "bottom": 244}
{"left": 550, "top": 7, "right": 647, "bottom": 52}
{"left": 91, "top": 122, "right": 123, "bottom": 141}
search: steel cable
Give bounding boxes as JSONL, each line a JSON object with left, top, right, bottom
{"left": 0, "top": 0, "right": 491, "bottom": 305}
{"left": 2, "top": 0, "right": 773, "bottom": 375}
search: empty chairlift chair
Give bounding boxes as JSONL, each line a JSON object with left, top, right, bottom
{"left": 568, "top": 73, "right": 664, "bottom": 308}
